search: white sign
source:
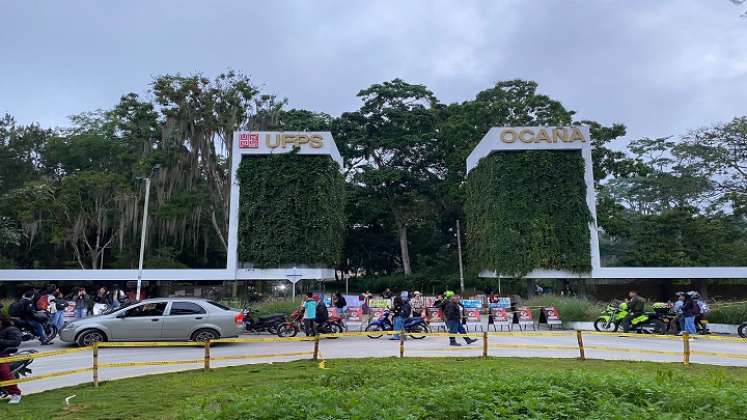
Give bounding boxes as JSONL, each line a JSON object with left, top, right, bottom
{"left": 233, "top": 131, "right": 343, "bottom": 166}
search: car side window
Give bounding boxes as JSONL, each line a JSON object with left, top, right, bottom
{"left": 169, "top": 302, "right": 207, "bottom": 316}
{"left": 123, "top": 302, "right": 167, "bottom": 318}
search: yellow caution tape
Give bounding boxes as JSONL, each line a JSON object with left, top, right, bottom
{"left": 491, "top": 344, "right": 579, "bottom": 351}
{"left": 686, "top": 335, "right": 747, "bottom": 343}
{"left": 210, "top": 351, "right": 313, "bottom": 362}
{"left": 212, "top": 336, "right": 316, "bottom": 344}
{"left": 689, "top": 350, "right": 747, "bottom": 360}
{"left": 97, "top": 341, "right": 204, "bottom": 348}
{"left": 0, "top": 346, "right": 92, "bottom": 363}
{"left": 486, "top": 331, "right": 576, "bottom": 337}
{"left": 0, "top": 367, "right": 93, "bottom": 387}
{"left": 584, "top": 345, "right": 683, "bottom": 356}
{"left": 99, "top": 359, "right": 204, "bottom": 368}
{"left": 582, "top": 331, "right": 682, "bottom": 341}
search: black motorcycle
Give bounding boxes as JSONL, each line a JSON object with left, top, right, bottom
{"left": 12, "top": 311, "right": 58, "bottom": 343}
{"left": 242, "top": 306, "right": 285, "bottom": 334}
{"left": 0, "top": 349, "right": 37, "bottom": 399}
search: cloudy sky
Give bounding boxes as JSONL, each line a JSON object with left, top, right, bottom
{"left": 1, "top": 1, "right": 746, "bottom": 146}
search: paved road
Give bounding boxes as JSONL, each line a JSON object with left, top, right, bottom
{"left": 13, "top": 331, "right": 747, "bottom": 395}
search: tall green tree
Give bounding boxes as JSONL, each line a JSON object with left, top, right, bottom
{"left": 339, "top": 79, "right": 440, "bottom": 275}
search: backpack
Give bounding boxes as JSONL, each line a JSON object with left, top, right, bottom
{"left": 338, "top": 296, "right": 347, "bottom": 307}
{"left": 36, "top": 295, "right": 50, "bottom": 311}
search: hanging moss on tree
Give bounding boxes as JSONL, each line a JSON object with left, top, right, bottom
{"left": 237, "top": 153, "right": 345, "bottom": 268}
{"left": 465, "top": 150, "right": 592, "bottom": 277}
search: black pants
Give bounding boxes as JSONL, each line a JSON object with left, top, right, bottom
{"left": 303, "top": 319, "right": 316, "bottom": 336}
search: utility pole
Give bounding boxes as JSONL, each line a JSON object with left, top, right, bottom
{"left": 456, "top": 219, "right": 465, "bottom": 294}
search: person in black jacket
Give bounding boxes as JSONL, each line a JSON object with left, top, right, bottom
{"left": 445, "top": 296, "right": 477, "bottom": 346}
{"left": 9, "top": 291, "right": 50, "bottom": 344}
{"left": 0, "top": 315, "right": 23, "bottom": 403}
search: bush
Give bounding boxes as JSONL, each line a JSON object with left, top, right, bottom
{"left": 707, "top": 302, "right": 747, "bottom": 324}
{"left": 525, "top": 295, "right": 605, "bottom": 322}
{"left": 251, "top": 298, "right": 300, "bottom": 318}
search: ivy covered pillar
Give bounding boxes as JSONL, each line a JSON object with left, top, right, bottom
{"left": 464, "top": 126, "right": 600, "bottom": 282}
{"left": 226, "top": 132, "right": 345, "bottom": 296}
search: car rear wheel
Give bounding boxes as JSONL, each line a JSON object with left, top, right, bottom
{"left": 76, "top": 329, "right": 107, "bottom": 347}
{"left": 192, "top": 328, "right": 220, "bottom": 342}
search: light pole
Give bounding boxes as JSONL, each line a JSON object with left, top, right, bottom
{"left": 136, "top": 166, "right": 159, "bottom": 301}
{"left": 456, "top": 219, "right": 465, "bottom": 294}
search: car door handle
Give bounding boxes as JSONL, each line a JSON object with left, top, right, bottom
{"left": 151, "top": 319, "right": 159, "bottom": 322}
{"left": 195, "top": 317, "right": 203, "bottom": 320}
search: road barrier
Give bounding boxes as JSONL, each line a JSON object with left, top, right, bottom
{"left": 1, "top": 330, "right": 745, "bottom": 389}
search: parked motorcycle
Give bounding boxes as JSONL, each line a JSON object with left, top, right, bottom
{"left": 364, "top": 309, "right": 429, "bottom": 339}
{"left": 593, "top": 302, "right": 665, "bottom": 334}
{"left": 242, "top": 306, "right": 285, "bottom": 334}
{"left": 0, "top": 349, "right": 37, "bottom": 399}
{"left": 276, "top": 308, "right": 344, "bottom": 338}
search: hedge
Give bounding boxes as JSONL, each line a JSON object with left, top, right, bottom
{"left": 465, "top": 150, "right": 592, "bottom": 277}
{"left": 237, "top": 153, "right": 345, "bottom": 268}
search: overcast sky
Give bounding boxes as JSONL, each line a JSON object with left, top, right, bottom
{"left": 1, "top": 1, "right": 746, "bottom": 146}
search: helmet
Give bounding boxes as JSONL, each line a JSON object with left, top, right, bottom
{"left": 413, "top": 291, "right": 421, "bottom": 296}
{"left": 675, "top": 291, "right": 685, "bottom": 297}
{"left": 445, "top": 290, "right": 455, "bottom": 299}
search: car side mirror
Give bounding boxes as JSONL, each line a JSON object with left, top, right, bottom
{"left": 116, "top": 312, "right": 127, "bottom": 319}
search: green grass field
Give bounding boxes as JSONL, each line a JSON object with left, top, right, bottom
{"left": 3, "top": 358, "right": 746, "bottom": 419}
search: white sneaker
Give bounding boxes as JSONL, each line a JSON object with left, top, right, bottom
{"left": 8, "top": 395, "right": 21, "bottom": 404}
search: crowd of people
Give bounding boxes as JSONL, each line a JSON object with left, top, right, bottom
{"left": 305, "top": 289, "right": 479, "bottom": 346}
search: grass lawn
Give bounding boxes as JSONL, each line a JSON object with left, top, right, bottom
{"left": 3, "top": 358, "right": 746, "bottom": 419}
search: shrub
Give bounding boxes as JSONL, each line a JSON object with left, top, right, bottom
{"left": 707, "top": 301, "right": 747, "bottom": 325}
{"left": 525, "top": 295, "right": 605, "bottom": 322}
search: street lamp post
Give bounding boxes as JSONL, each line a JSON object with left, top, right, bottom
{"left": 136, "top": 166, "right": 158, "bottom": 301}
{"left": 136, "top": 177, "right": 151, "bottom": 302}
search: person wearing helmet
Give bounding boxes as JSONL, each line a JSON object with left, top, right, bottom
{"left": 622, "top": 290, "right": 645, "bottom": 332}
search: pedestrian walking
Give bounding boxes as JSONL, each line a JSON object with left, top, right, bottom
{"left": 333, "top": 292, "right": 347, "bottom": 318}
{"left": 0, "top": 315, "right": 23, "bottom": 404}
{"left": 303, "top": 293, "right": 318, "bottom": 337}
{"left": 445, "top": 296, "right": 477, "bottom": 346}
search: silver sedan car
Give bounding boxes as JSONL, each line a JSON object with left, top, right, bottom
{"left": 59, "top": 298, "right": 244, "bottom": 346}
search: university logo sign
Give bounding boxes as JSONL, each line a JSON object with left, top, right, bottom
{"left": 239, "top": 133, "right": 259, "bottom": 149}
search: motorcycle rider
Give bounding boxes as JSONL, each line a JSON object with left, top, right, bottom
{"left": 622, "top": 290, "right": 645, "bottom": 333}
{"left": 390, "top": 295, "right": 411, "bottom": 341}
{"left": 8, "top": 291, "right": 51, "bottom": 345}
{"left": 0, "top": 314, "right": 23, "bottom": 404}
{"left": 671, "top": 292, "right": 686, "bottom": 333}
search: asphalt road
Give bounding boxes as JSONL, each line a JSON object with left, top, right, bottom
{"left": 13, "top": 330, "right": 747, "bottom": 395}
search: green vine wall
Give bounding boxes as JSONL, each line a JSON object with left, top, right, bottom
{"left": 465, "top": 151, "right": 592, "bottom": 277}
{"left": 237, "top": 154, "right": 345, "bottom": 268}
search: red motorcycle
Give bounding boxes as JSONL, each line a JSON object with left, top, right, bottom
{"left": 276, "top": 307, "right": 343, "bottom": 337}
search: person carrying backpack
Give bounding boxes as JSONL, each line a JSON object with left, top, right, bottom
{"left": 315, "top": 298, "right": 330, "bottom": 329}
{"left": 333, "top": 292, "right": 347, "bottom": 318}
